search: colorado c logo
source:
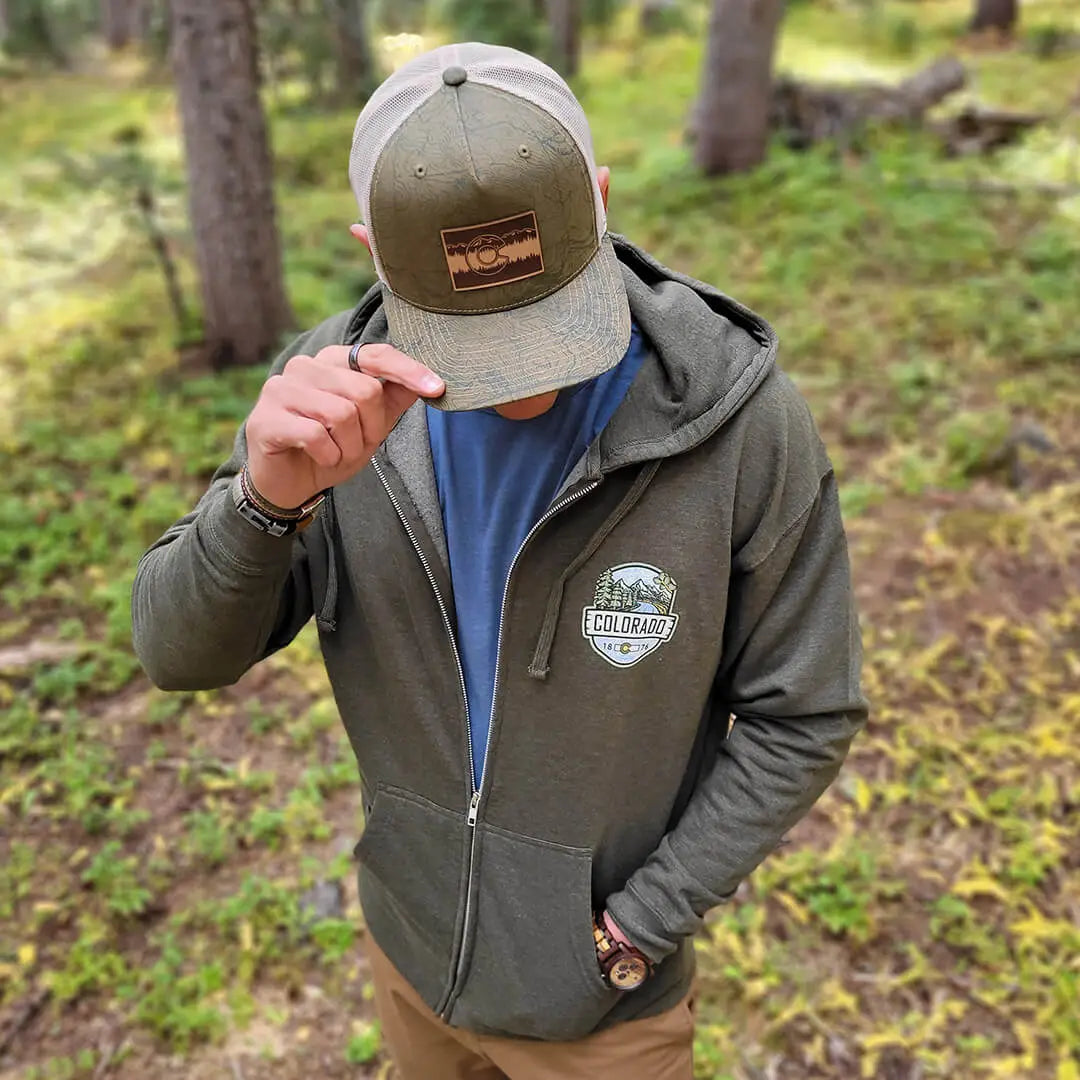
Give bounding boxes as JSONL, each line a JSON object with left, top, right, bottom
{"left": 465, "top": 234, "right": 511, "bottom": 276}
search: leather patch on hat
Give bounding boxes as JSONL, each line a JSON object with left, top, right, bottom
{"left": 440, "top": 211, "right": 545, "bottom": 292}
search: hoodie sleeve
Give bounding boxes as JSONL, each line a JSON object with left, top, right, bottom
{"left": 131, "top": 313, "right": 353, "bottom": 692}
{"left": 605, "top": 371, "right": 868, "bottom": 963}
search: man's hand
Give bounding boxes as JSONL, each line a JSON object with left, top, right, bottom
{"left": 245, "top": 344, "right": 445, "bottom": 510}
{"left": 601, "top": 910, "right": 634, "bottom": 949}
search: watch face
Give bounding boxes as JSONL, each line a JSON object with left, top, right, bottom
{"left": 609, "top": 955, "right": 648, "bottom": 991}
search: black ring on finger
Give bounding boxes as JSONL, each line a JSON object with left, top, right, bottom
{"left": 348, "top": 342, "right": 365, "bottom": 372}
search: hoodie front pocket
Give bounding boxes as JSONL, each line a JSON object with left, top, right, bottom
{"left": 355, "top": 785, "right": 465, "bottom": 1012}
{"left": 450, "top": 824, "right": 619, "bottom": 1041}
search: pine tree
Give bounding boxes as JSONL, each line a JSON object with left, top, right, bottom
{"left": 546, "top": 0, "right": 580, "bottom": 78}
{"left": 594, "top": 568, "right": 615, "bottom": 609}
{"left": 611, "top": 579, "right": 632, "bottom": 611}
{"left": 694, "top": 0, "right": 785, "bottom": 176}
{"left": 327, "top": 0, "right": 376, "bottom": 104}
{"left": 970, "top": 0, "right": 1017, "bottom": 34}
{"left": 171, "top": 0, "right": 295, "bottom": 368}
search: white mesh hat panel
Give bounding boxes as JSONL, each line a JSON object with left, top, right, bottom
{"left": 348, "top": 43, "right": 607, "bottom": 282}
{"left": 348, "top": 45, "right": 450, "bottom": 280}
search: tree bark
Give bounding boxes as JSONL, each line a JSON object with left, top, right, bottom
{"left": 171, "top": 0, "right": 294, "bottom": 369}
{"left": 132, "top": 0, "right": 153, "bottom": 42}
{"left": 694, "top": 0, "right": 785, "bottom": 176}
{"left": 326, "top": 0, "right": 375, "bottom": 104}
{"left": 766, "top": 58, "right": 968, "bottom": 151}
{"left": 546, "top": 0, "right": 581, "bottom": 79}
{"left": 895, "top": 56, "right": 967, "bottom": 112}
{"left": 103, "top": 0, "right": 135, "bottom": 48}
{"left": 971, "top": 0, "right": 1017, "bottom": 34}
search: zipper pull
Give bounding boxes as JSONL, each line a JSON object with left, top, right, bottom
{"left": 467, "top": 791, "right": 480, "bottom": 827}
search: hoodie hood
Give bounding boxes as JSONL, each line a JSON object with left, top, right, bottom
{"left": 595, "top": 235, "right": 777, "bottom": 475}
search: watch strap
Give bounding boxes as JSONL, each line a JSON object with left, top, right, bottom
{"left": 231, "top": 469, "right": 327, "bottom": 537}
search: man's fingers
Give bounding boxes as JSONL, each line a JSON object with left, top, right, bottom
{"left": 261, "top": 412, "right": 343, "bottom": 469}
{"left": 381, "top": 381, "right": 422, "bottom": 428}
{"left": 284, "top": 359, "right": 385, "bottom": 412}
{"left": 276, "top": 380, "right": 358, "bottom": 433}
{"left": 262, "top": 348, "right": 437, "bottom": 475}
{"left": 323, "top": 344, "right": 445, "bottom": 399}
{"left": 281, "top": 382, "right": 372, "bottom": 463}
{"left": 274, "top": 369, "right": 417, "bottom": 453}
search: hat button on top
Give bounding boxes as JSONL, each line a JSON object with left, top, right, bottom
{"left": 442, "top": 65, "right": 468, "bottom": 87}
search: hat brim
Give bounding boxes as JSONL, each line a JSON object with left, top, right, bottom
{"left": 382, "top": 235, "right": 631, "bottom": 412}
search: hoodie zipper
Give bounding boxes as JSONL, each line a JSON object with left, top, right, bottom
{"left": 373, "top": 456, "right": 476, "bottom": 1017}
{"left": 373, "top": 454, "right": 601, "bottom": 1020}
{"left": 371, "top": 458, "right": 474, "bottom": 786}
{"left": 442, "top": 476, "right": 601, "bottom": 1020}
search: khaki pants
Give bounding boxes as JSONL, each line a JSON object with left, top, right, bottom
{"left": 365, "top": 935, "right": 694, "bottom": 1080}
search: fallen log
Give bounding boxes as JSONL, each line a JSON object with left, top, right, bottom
{"left": 931, "top": 105, "right": 1046, "bottom": 157}
{"left": 687, "top": 55, "right": 1049, "bottom": 158}
{"left": 769, "top": 56, "right": 967, "bottom": 149}
{"left": 894, "top": 56, "right": 968, "bottom": 113}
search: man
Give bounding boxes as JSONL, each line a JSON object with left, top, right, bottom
{"left": 133, "top": 43, "right": 867, "bottom": 1079}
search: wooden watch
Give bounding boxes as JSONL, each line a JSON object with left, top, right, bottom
{"left": 592, "top": 912, "right": 652, "bottom": 991}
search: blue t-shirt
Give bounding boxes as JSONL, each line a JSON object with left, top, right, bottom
{"left": 427, "top": 323, "right": 648, "bottom": 786}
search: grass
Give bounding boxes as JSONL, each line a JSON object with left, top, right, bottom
{"left": 2, "top": 1, "right": 1080, "bottom": 1077}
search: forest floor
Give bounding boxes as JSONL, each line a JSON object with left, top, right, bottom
{"left": 2, "top": 2, "right": 1080, "bottom": 1078}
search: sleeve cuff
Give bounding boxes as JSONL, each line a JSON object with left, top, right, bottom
{"left": 604, "top": 886, "right": 681, "bottom": 965}
{"left": 203, "top": 478, "right": 301, "bottom": 573}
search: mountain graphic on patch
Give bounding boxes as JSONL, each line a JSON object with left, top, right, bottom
{"left": 441, "top": 211, "right": 545, "bottom": 292}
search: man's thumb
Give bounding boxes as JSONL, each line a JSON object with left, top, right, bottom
{"left": 382, "top": 382, "right": 423, "bottom": 426}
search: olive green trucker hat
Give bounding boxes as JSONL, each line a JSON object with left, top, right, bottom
{"left": 348, "top": 42, "right": 631, "bottom": 411}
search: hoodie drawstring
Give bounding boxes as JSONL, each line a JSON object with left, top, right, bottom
{"left": 316, "top": 491, "right": 339, "bottom": 634}
{"left": 528, "top": 461, "right": 662, "bottom": 681}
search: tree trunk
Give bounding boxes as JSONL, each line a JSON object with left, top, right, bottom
{"left": 171, "top": 0, "right": 294, "bottom": 369}
{"left": 970, "top": 0, "right": 1017, "bottom": 34}
{"left": 546, "top": 0, "right": 580, "bottom": 79}
{"left": 326, "top": 0, "right": 375, "bottom": 104}
{"left": 132, "top": 0, "right": 152, "bottom": 42}
{"left": 103, "top": 0, "right": 134, "bottom": 48}
{"left": 694, "top": 0, "right": 785, "bottom": 176}
{"left": 10, "top": 0, "right": 68, "bottom": 64}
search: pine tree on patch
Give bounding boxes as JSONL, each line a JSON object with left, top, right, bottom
{"left": 595, "top": 568, "right": 616, "bottom": 610}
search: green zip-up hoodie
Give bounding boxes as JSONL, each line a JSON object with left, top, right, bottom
{"left": 132, "top": 236, "right": 867, "bottom": 1041}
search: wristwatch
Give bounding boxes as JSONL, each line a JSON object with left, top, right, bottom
{"left": 231, "top": 466, "right": 327, "bottom": 538}
{"left": 592, "top": 912, "right": 652, "bottom": 991}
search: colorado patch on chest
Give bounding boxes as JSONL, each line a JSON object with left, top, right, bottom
{"left": 582, "top": 563, "right": 680, "bottom": 668}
